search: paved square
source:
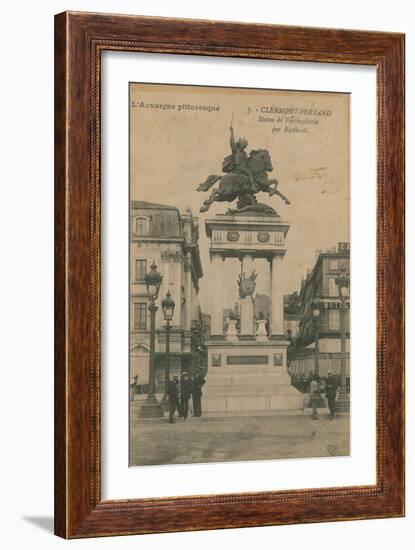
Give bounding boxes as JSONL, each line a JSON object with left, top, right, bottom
{"left": 130, "top": 411, "right": 350, "bottom": 466}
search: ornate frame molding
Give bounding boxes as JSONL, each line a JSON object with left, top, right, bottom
{"left": 55, "top": 11, "right": 404, "bottom": 538}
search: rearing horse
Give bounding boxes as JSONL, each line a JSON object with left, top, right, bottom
{"left": 197, "top": 149, "right": 290, "bottom": 213}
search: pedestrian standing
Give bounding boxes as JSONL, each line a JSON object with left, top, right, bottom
{"left": 176, "top": 375, "right": 183, "bottom": 417}
{"left": 180, "top": 371, "right": 193, "bottom": 420}
{"left": 309, "top": 375, "right": 321, "bottom": 420}
{"left": 130, "top": 374, "right": 138, "bottom": 402}
{"left": 325, "top": 371, "right": 339, "bottom": 420}
{"left": 167, "top": 375, "right": 180, "bottom": 424}
{"left": 192, "top": 374, "right": 206, "bottom": 417}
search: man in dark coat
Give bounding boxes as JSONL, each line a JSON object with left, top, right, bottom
{"left": 167, "top": 375, "right": 180, "bottom": 424}
{"left": 325, "top": 371, "right": 340, "bottom": 420}
{"left": 192, "top": 374, "right": 206, "bottom": 417}
{"left": 180, "top": 372, "right": 193, "bottom": 420}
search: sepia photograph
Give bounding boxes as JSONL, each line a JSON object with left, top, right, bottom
{"left": 50, "top": 7, "right": 405, "bottom": 539}
{"left": 129, "top": 82, "right": 350, "bottom": 467}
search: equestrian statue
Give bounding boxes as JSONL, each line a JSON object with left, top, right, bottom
{"left": 197, "top": 124, "right": 290, "bottom": 215}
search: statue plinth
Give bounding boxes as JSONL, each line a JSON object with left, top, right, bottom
{"left": 225, "top": 319, "right": 238, "bottom": 341}
{"left": 256, "top": 319, "right": 268, "bottom": 341}
{"left": 205, "top": 212, "right": 289, "bottom": 260}
{"left": 227, "top": 203, "right": 279, "bottom": 216}
{"left": 203, "top": 340, "right": 305, "bottom": 413}
{"left": 204, "top": 212, "right": 304, "bottom": 414}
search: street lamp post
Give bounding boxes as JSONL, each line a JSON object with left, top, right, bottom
{"left": 139, "top": 261, "right": 164, "bottom": 418}
{"left": 311, "top": 296, "right": 321, "bottom": 377}
{"left": 161, "top": 290, "right": 175, "bottom": 408}
{"left": 335, "top": 268, "right": 350, "bottom": 413}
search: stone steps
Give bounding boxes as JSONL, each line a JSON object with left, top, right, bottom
{"left": 203, "top": 382, "right": 306, "bottom": 413}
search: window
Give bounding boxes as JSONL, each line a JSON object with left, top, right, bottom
{"left": 135, "top": 259, "right": 147, "bottom": 281}
{"left": 328, "top": 309, "right": 340, "bottom": 330}
{"left": 328, "top": 276, "right": 337, "bottom": 297}
{"left": 135, "top": 216, "right": 150, "bottom": 235}
{"left": 339, "top": 259, "right": 349, "bottom": 272}
{"left": 329, "top": 259, "right": 339, "bottom": 271}
{"left": 134, "top": 303, "right": 147, "bottom": 330}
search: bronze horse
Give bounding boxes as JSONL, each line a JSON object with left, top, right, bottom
{"left": 197, "top": 149, "right": 290, "bottom": 213}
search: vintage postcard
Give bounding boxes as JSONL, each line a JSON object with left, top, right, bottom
{"left": 129, "top": 82, "right": 350, "bottom": 467}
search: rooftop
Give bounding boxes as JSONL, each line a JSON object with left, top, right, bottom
{"left": 131, "top": 200, "right": 178, "bottom": 211}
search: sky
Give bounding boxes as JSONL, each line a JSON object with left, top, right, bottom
{"left": 130, "top": 83, "right": 350, "bottom": 316}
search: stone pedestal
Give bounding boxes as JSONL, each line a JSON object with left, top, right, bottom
{"left": 204, "top": 341, "right": 305, "bottom": 413}
{"left": 256, "top": 319, "right": 268, "bottom": 341}
{"left": 226, "top": 319, "right": 238, "bottom": 341}
{"left": 203, "top": 213, "right": 304, "bottom": 414}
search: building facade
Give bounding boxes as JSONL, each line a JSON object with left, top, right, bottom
{"left": 290, "top": 242, "right": 350, "bottom": 378}
{"left": 130, "top": 201, "right": 204, "bottom": 392}
{"left": 283, "top": 292, "right": 301, "bottom": 341}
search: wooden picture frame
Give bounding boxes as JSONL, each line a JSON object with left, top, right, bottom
{"left": 54, "top": 11, "right": 405, "bottom": 538}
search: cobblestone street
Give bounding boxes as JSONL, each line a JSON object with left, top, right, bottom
{"left": 130, "top": 402, "right": 350, "bottom": 466}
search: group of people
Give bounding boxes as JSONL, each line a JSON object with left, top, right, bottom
{"left": 308, "top": 371, "right": 340, "bottom": 420}
{"left": 167, "top": 372, "right": 206, "bottom": 424}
